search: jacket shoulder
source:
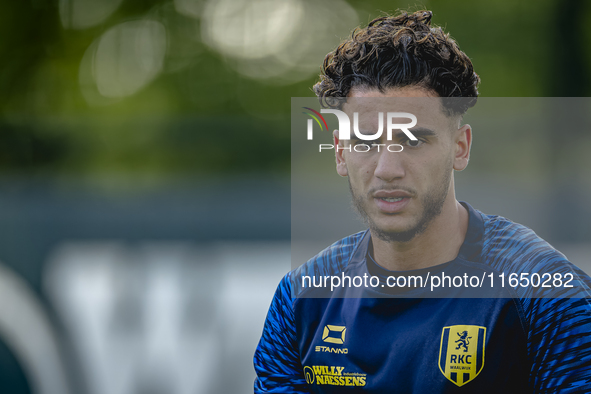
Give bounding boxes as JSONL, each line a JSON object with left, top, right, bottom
{"left": 290, "top": 230, "right": 368, "bottom": 297}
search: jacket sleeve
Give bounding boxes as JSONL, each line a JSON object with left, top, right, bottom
{"left": 524, "top": 265, "right": 591, "bottom": 393}
{"left": 254, "top": 273, "right": 311, "bottom": 393}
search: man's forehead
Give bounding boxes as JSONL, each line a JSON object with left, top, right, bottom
{"left": 344, "top": 86, "right": 443, "bottom": 112}
{"left": 342, "top": 86, "right": 456, "bottom": 129}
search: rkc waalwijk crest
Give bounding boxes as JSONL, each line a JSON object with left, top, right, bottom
{"left": 438, "top": 325, "right": 486, "bottom": 387}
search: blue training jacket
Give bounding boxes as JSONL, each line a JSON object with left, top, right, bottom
{"left": 254, "top": 203, "right": 591, "bottom": 393}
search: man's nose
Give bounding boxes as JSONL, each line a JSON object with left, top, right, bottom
{"left": 374, "top": 149, "right": 405, "bottom": 182}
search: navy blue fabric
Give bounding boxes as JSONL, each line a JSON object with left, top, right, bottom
{"left": 254, "top": 203, "right": 591, "bottom": 393}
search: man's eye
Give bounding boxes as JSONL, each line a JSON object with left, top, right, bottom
{"left": 405, "top": 139, "right": 424, "bottom": 147}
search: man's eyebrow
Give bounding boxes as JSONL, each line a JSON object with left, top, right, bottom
{"left": 353, "top": 127, "right": 438, "bottom": 139}
{"left": 393, "top": 127, "right": 437, "bottom": 139}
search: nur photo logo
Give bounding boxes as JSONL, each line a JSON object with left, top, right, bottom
{"left": 302, "top": 107, "right": 418, "bottom": 152}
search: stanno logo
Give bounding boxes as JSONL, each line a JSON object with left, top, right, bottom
{"left": 315, "top": 345, "right": 348, "bottom": 354}
{"left": 439, "top": 325, "right": 486, "bottom": 387}
{"left": 322, "top": 324, "right": 346, "bottom": 344}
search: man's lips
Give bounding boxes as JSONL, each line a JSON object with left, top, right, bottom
{"left": 372, "top": 190, "right": 412, "bottom": 213}
{"left": 373, "top": 190, "right": 413, "bottom": 199}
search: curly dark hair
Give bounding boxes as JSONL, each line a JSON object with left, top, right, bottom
{"left": 313, "top": 10, "right": 480, "bottom": 116}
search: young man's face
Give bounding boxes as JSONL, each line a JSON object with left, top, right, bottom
{"left": 335, "top": 86, "right": 471, "bottom": 242}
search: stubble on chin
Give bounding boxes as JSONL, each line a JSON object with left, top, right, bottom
{"left": 347, "top": 170, "right": 451, "bottom": 243}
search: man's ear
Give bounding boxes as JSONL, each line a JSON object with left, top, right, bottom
{"left": 453, "top": 124, "right": 472, "bottom": 171}
{"left": 334, "top": 130, "right": 348, "bottom": 177}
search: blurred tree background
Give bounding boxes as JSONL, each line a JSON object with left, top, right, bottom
{"left": 2, "top": 0, "right": 591, "bottom": 182}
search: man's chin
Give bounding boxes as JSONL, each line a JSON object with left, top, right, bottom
{"left": 369, "top": 223, "right": 424, "bottom": 243}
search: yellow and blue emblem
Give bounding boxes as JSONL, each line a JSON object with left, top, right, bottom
{"left": 322, "top": 325, "right": 346, "bottom": 344}
{"left": 438, "top": 325, "right": 486, "bottom": 387}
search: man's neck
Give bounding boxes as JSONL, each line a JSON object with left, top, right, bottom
{"left": 371, "top": 199, "right": 469, "bottom": 271}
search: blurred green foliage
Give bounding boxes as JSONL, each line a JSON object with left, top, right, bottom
{"left": 1, "top": 0, "right": 590, "bottom": 177}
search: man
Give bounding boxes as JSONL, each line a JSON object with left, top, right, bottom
{"left": 254, "top": 10, "right": 591, "bottom": 393}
